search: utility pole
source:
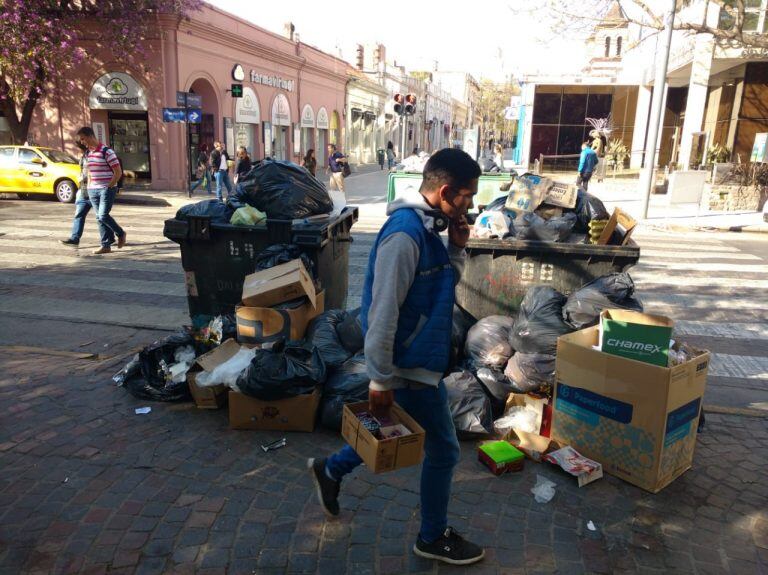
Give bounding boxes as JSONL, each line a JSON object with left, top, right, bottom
{"left": 639, "top": 0, "right": 676, "bottom": 219}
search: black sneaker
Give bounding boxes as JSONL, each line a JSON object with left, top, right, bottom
{"left": 307, "top": 458, "right": 340, "bottom": 517}
{"left": 60, "top": 238, "right": 79, "bottom": 246}
{"left": 413, "top": 527, "right": 485, "bottom": 565}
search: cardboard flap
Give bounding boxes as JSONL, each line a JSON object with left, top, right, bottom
{"left": 242, "top": 259, "right": 317, "bottom": 309}
{"left": 194, "top": 338, "right": 241, "bottom": 372}
{"left": 597, "top": 207, "right": 637, "bottom": 245}
{"left": 601, "top": 309, "right": 674, "bottom": 328}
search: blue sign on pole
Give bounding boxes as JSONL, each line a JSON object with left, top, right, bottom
{"left": 186, "top": 108, "right": 202, "bottom": 124}
{"left": 162, "top": 107, "right": 187, "bottom": 123}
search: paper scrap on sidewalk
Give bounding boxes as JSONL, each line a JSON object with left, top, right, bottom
{"left": 542, "top": 446, "right": 603, "bottom": 487}
{"left": 135, "top": 407, "right": 152, "bottom": 415}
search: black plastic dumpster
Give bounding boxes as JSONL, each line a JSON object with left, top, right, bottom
{"left": 164, "top": 207, "right": 358, "bottom": 326}
{"left": 455, "top": 238, "right": 640, "bottom": 321}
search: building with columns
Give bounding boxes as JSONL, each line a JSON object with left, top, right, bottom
{"left": 516, "top": 0, "right": 768, "bottom": 172}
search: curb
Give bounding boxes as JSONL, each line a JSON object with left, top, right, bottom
{"left": 644, "top": 222, "right": 768, "bottom": 235}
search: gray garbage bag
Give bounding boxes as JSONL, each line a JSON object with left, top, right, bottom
{"left": 504, "top": 352, "right": 556, "bottom": 394}
{"left": 515, "top": 211, "right": 577, "bottom": 242}
{"left": 306, "top": 310, "right": 352, "bottom": 369}
{"left": 510, "top": 286, "right": 573, "bottom": 355}
{"left": 474, "top": 365, "right": 514, "bottom": 418}
{"left": 451, "top": 305, "right": 476, "bottom": 367}
{"left": 236, "top": 341, "right": 326, "bottom": 400}
{"left": 320, "top": 353, "right": 369, "bottom": 430}
{"left": 464, "top": 315, "right": 515, "bottom": 368}
{"left": 563, "top": 272, "right": 644, "bottom": 330}
{"left": 443, "top": 369, "right": 494, "bottom": 435}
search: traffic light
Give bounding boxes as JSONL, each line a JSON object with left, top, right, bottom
{"left": 394, "top": 93, "right": 404, "bottom": 115}
{"left": 404, "top": 94, "right": 416, "bottom": 115}
{"left": 231, "top": 84, "right": 243, "bottom": 98}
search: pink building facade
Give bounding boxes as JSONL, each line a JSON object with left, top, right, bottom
{"left": 25, "top": 5, "right": 348, "bottom": 190}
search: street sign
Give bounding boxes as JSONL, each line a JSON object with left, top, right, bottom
{"left": 176, "top": 91, "right": 202, "bottom": 108}
{"left": 163, "top": 107, "right": 187, "bottom": 123}
{"left": 231, "top": 84, "right": 243, "bottom": 98}
{"left": 186, "top": 108, "right": 202, "bottom": 124}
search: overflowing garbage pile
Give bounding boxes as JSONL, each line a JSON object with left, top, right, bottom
{"left": 471, "top": 173, "right": 629, "bottom": 245}
{"left": 176, "top": 160, "right": 341, "bottom": 226}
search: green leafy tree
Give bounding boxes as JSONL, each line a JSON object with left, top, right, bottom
{"left": 476, "top": 79, "right": 520, "bottom": 147}
{"left": 0, "top": 0, "right": 201, "bottom": 144}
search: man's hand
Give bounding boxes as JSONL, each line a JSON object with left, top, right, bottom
{"left": 448, "top": 215, "right": 470, "bottom": 248}
{"left": 369, "top": 388, "right": 394, "bottom": 419}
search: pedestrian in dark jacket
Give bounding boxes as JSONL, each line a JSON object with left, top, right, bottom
{"left": 210, "top": 141, "right": 232, "bottom": 201}
{"left": 303, "top": 149, "right": 317, "bottom": 176}
{"left": 308, "top": 149, "right": 486, "bottom": 567}
{"left": 234, "top": 146, "right": 252, "bottom": 184}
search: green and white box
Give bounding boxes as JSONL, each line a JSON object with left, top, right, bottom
{"left": 599, "top": 310, "right": 674, "bottom": 367}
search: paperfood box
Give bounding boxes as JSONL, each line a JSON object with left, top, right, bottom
{"left": 553, "top": 326, "right": 709, "bottom": 493}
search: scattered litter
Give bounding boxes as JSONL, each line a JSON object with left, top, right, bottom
{"left": 261, "top": 437, "right": 287, "bottom": 452}
{"left": 531, "top": 474, "right": 557, "bottom": 503}
{"left": 587, "top": 520, "right": 597, "bottom": 531}
{"left": 542, "top": 446, "right": 603, "bottom": 487}
{"left": 63, "top": 477, "right": 69, "bottom": 483}
{"left": 494, "top": 405, "right": 540, "bottom": 436}
{"left": 135, "top": 407, "right": 152, "bottom": 415}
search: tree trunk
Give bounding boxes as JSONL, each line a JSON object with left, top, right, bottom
{"left": 0, "top": 66, "right": 45, "bottom": 144}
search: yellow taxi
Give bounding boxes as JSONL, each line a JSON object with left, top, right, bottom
{"left": 0, "top": 145, "right": 81, "bottom": 203}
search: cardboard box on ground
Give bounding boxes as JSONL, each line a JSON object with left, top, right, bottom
{"left": 187, "top": 339, "right": 241, "bottom": 409}
{"left": 552, "top": 313, "right": 709, "bottom": 493}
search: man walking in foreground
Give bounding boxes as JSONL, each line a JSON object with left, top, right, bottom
{"left": 325, "top": 143, "right": 347, "bottom": 195}
{"left": 76, "top": 127, "right": 125, "bottom": 254}
{"left": 577, "top": 140, "right": 599, "bottom": 191}
{"left": 309, "top": 149, "right": 485, "bottom": 566}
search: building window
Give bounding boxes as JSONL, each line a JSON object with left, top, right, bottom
{"left": 605, "top": 36, "right": 611, "bottom": 57}
{"left": 616, "top": 36, "right": 623, "bottom": 57}
{"left": 719, "top": 0, "right": 768, "bottom": 32}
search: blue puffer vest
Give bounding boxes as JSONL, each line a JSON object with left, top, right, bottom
{"left": 361, "top": 208, "right": 455, "bottom": 375}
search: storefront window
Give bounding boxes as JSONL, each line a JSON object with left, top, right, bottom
{"left": 109, "top": 113, "right": 150, "bottom": 178}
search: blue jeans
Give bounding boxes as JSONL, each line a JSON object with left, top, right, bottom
{"left": 69, "top": 191, "right": 115, "bottom": 244}
{"left": 214, "top": 170, "right": 232, "bottom": 200}
{"left": 88, "top": 187, "right": 124, "bottom": 247}
{"left": 325, "top": 381, "right": 461, "bottom": 543}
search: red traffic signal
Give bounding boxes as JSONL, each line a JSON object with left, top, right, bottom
{"left": 394, "top": 93, "right": 404, "bottom": 115}
{"left": 404, "top": 94, "right": 417, "bottom": 115}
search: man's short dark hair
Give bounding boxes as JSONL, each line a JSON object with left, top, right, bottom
{"left": 420, "top": 148, "right": 481, "bottom": 192}
{"left": 77, "top": 126, "right": 95, "bottom": 137}
{"left": 328, "top": 143, "right": 337, "bottom": 150}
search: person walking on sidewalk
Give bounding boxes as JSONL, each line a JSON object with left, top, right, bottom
{"left": 308, "top": 148, "right": 485, "bottom": 566}
{"left": 60, "top": 140, "right": 115, "bottom": 248}
{"left": 302, "top": 148, "right": 317, "bottom": 177}
{"left": 75, "top": 127, "right": 125, "bottom": 255}
{"left": 189, "top": 144, "right": 212, "bottom": 196}
{"left": 210, "top": 141, "right": 232, "bottom": 201}
{"left": 577, "top": 140, "right": 599, "bottom": 191}
{"left": 233, "top": 146, "right": 252, "bottom": 185}
{"left": 386, "top": 141, "right": 396, "bottom": 171}
{"left": 326, "top": 143, "right": 347, "bottom": 195}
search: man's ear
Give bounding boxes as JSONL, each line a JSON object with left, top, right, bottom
{"left": 437, "top": 184, "right": 453, "bottom": 202}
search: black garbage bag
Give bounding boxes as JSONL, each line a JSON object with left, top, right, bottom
{"left": 337, "top": 308, "right": 364, "bottom": 354}
{"left": 515, "top": 212, "right": 577, "bottom": 242}
{"left": 443, "top": 369, "right": 493, "bottom": 435}
{"left": 253, "top": 244, "right": 316, "bottom": 278}
{"left": 320, "top": 353, "right": 369, "bottom": 430}
{"left": 563, "top": 272, "right": 644, "bottom": 330}
{"left": 473, "top": 365, "right": 513, "bottom": 418}
{"left": 451, "top": 305, "right": 476, "bottom": 367}
{"left": 123, "top": 330, "right": 199, "bottom": 402}
{"left": 504, "top": 352, "right": 556, "bottom": 394}
{"left": 464, "top": 315, "right": 515, "bottom": 368}
{"left": 175, "top": 199, "right": 234, "bottom": 225}
{"left": 237, "top": 341, "right": 326, "bottom": 400}
{"left": 306, "top": 310, "right": 352, "bottom": 369}
{"left": 572, "top": 189, "right": 610, "bottom": 233}
{"left": 237, "top": 160, "right": 333, "bottom": 219}
{"left": 510, "top": 286, "right": 573, "bottom": 355}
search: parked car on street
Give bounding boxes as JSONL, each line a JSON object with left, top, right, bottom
{"left": 0, "top": 145, "right": 80, "bottom": 203}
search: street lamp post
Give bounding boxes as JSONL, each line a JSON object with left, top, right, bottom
{"left": 639, "top": 0, "right": 676, "bottom": 220}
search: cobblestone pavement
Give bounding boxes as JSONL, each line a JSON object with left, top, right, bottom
{"left": 0, "top": 349, "right": 767, "bottom": 575}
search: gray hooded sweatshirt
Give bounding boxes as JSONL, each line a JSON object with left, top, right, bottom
{"left": 365, "top": 187, "right": 466, "bottom": 392}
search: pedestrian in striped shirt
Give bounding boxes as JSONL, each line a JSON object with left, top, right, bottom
{"left": 76, "top": 127, "right": 126, "bottom": 254}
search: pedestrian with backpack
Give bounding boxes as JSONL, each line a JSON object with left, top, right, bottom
{"left": 74, "top": 126, "right": 126, "bottom": 254}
